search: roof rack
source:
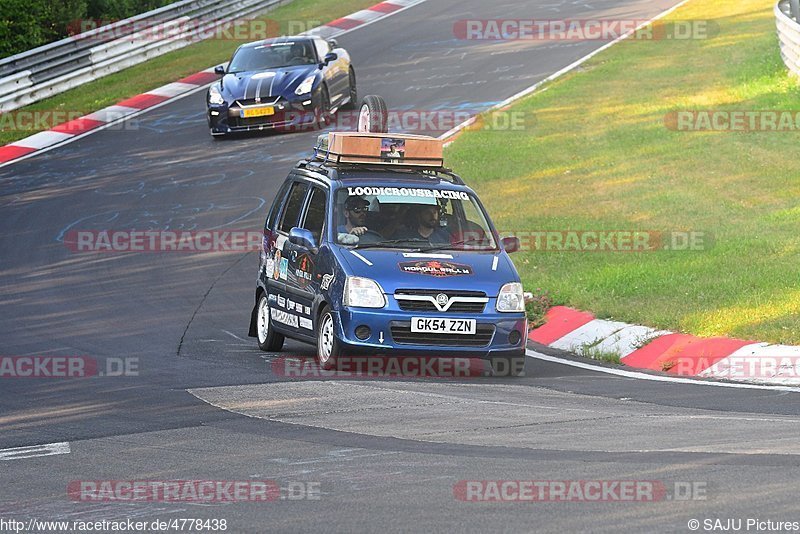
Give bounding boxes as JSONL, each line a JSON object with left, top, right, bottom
{"left": 295, "top": 158, "right": 465, "bottom": 185}
{"left": 313, "top": 132, "right": 445, "bottom": 168}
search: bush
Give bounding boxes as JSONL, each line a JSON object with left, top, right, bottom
{"left": 0, "top": 0, "right": 178, "bottom": 58}
{"left": 0, "top": 0, "right": 51, "bottom": 57}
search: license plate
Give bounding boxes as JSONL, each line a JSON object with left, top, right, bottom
{"left": 241, "top": 106, "right": 274, "bottom": 118}
{"left": 411, "top": 317, "right": 477, "bottom": 335}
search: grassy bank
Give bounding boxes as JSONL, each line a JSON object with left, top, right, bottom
{"left": 449, "top": 0, "right": 800, "bottom": 344}
{"left": 0, "top": 0, "right": 377, "bottom": 146}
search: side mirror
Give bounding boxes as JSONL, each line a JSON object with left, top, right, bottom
{"left": 502, "top": 236, "right": 520, "bottom": 254}
{"left": 214, "top": 65, "right": 226, "bottom": 75}
{"left": 289, "top": 227, "right": 318, "bottom": 251}
{"left": 327, "top": 39, "right": 338, "bottom": 48}
{"left": 323, "top": 52, "right": 338, "bottom": 65}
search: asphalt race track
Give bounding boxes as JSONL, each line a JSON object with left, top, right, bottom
{"left": 2, "top": 0, "right": 800, "bottom": 532}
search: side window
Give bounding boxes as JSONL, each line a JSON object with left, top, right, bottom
{"left": 314, "top": 39, "right": 330, "bottom": 61}
{"left": 278, "top": 182, "right": 309, "bottom": 233}
{"left": 302, "top": 187, "right": 327, "bottom": 245}
{"left": 266, "top": 181, "right": 291, "bottom": 231}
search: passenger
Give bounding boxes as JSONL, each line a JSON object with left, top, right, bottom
{"left": 397, "top": 204, "right": 450, "bottom": 245}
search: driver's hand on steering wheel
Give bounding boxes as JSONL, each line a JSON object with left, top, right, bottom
{"left": 350, "top": 227, "right": 368, "bottom": 236}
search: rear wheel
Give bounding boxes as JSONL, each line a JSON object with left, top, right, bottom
{"left": 357, "top": 95, "right": 388, "bottom": 133}
{"left": 316, "top": 306, "right": 341, "bottom": 370}
{"left": 256, "top": 294, "right": 285, "bottom": 352}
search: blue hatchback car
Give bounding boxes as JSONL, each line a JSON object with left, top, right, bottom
{"left": 248, "top": 132, "right": 528, "bottom": 376}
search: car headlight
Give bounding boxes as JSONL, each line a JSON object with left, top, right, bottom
{"left": 344, "top": 276, "right": 386, "bottom": 308}
{"left": 295, "top": 75, "right": 316, "bottom": 95}
{"left": 208, "top": 86, "right": 225, "bottom": 105}
{"left": 496, "top": 282, "right": 525, "bottom": 313}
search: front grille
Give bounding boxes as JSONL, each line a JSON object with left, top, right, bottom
{"left": 235, "top": 97, "right": 280, "bottom": 107}
{"left": 390, "top": 321, "right": 494, "bottom": 347}
{"left": 394, "top": 289, "right": 487, "bottom": 313}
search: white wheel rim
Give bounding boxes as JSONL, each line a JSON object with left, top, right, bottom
{"left": 358, "top": 105, "right": 370, "bottom": 132}
{"left": 257, "top": 296, "right": 270, "bottom": 344}
{"left": 318, "top": 313, "right": 334, "bottom": 364}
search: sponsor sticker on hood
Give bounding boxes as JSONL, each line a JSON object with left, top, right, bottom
{"left": 399, "top": 260, "right": 473, "bottom": 277}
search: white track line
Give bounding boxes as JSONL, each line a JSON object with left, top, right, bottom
{"left": 0, "top": 441, "right": 71, "bottom": 461}
{"left": 526, "top": 349, "right": 800, "bottom": 393}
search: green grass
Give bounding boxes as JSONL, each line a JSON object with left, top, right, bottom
{"left": 576, "top": 342, "right": 622, "bottom": 365}
{"left": 0, "top": 0, "right": 377, "bottom": 145}
{"left": 447, "top": 0, "right": 800, "bottom": 345}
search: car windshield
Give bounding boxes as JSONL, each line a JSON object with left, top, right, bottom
{"left": 228, "top": 41, "right": 317, "bottom": 72}
{"left": 334, "top": 186, "right": 498, "bottom": 251}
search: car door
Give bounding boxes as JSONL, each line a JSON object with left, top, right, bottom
{"left": 269, "top": 179, "right": 309, "bottom": 336}
{"left": 314, "top": 38, "right": 347, "bottom": 104}
{"left": 283, "top": 184, "right": 328, "bottom": 341}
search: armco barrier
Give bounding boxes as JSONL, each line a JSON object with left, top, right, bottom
{"left": 776, "top": 0, "right": 800, "bottom": 76}
{"left": 0, "top": 0, "right": 290, "bottom": 112}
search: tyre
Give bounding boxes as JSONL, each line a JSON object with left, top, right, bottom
{"left": 256, "top": 294, "right": 285, "bottom": 352}
{"left": 342, "top": 67, "right": 357, "bottom": 110}
{"left": 491, "top": 353, "right": 526, "bottom": 377}
{"left": 316, "top": 305, "right": 342, "bottom": 370}
{"left": 317, "top": 85, "right": 332, "bottom": 128}
{"left": 357, "top": 94, "right": 388, "bottom": 133}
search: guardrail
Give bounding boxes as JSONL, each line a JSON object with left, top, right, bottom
{"left": 776, "top": 0, "right": 800, "bottom": 76}
{"left": 0, "top": 0, "right": 289, "bottom": 112}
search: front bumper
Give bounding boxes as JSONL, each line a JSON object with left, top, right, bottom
{"left": 208, "top": 90, "right": 321, "bottom": 134}
{"left": 332, "top": 301, "right": 528, "bottom": 359}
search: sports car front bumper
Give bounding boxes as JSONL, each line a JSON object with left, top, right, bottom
{"left": 208, "top": 89, "right": 322, "bottom": 134}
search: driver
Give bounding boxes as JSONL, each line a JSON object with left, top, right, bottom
{"left": 338, "top": 196, "right": 370, "bottom": 237}
{"left": 290, "top": 42, "right": 310, "bottom": 63}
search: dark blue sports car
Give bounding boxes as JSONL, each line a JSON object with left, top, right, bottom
{"left": 206, "top": 36, "right": 356, "bottom": 137}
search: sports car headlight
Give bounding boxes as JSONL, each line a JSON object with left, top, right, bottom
{"left": 295, "top": 75, "right": 316, "bottom": 95}
{"left": 496, "top": 282, "right": 525, "bottom": 313}
{"left": 208, "top": 86, "right": 225, "bottom": 105}
{"left": 344, "top": 277, "right": 386, "bottom": 308}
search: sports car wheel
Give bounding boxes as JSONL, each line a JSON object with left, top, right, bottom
{"left": 317, "top": 85, "right": 332, "bottom": 127}
{"left": 358, "top": 95, "right": 388, "bottom": 133}
{"left": 316, "top": 306, "right": 341, "bottom": 370}
{"left": 343, "top": 67, "right": 357, "bottom": 110}
{"left": 256, "top": 294, "right": 285, "bottom": 352}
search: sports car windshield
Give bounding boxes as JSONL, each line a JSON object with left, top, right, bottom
{"left": 228, "top": 42, "right": 317, "bottom": 72}
{"left": 334, "top": 186, "right": 498, "bottom": 251}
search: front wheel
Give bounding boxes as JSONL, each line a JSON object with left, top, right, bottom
{"left": 342, "top": 67, "right": 357, "bottom": 110}
{"left": 316, "top": 85, "right": 332, "bottom": 128}
{"left": 316, "top": 306, "right": 342, "bottom": 370}
{"left": 256, "top": 294, "right": 285, "bottom": 352}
